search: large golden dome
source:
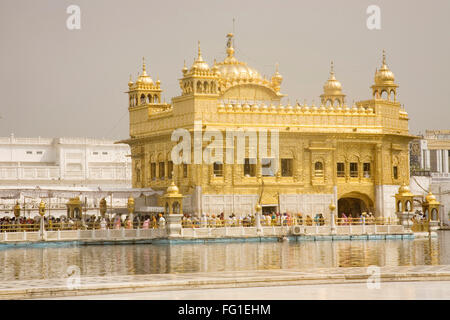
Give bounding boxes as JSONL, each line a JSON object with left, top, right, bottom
{"left": 375, "top": 50, "right": 395, "bottom": 84}
{"left": 214, "top": 38, "right": 262, "bottom": 82}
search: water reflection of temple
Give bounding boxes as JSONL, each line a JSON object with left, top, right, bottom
{"left": 0, "top": 237, "right": 447, "bottom": 281}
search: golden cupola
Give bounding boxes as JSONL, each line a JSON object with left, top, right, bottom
{"left": 375, "top": 50, "right": 395, "bottom": 85}
{"left": 189, "top": 41, "right": 210, "bottom": 73}
{"left": 127, "top": 57, "right": 163, "bottom": 108}
{"left": 179, "top": 41, "right": 218, "bottom": 96}
{"left": 320, "top": 61, "right": 346, "bottom": 107}
{"left": 371, "top": 50, "right": 398, "bottom": 101}
{"left": 136, "top": 57, "right": 153, "bottom": 85}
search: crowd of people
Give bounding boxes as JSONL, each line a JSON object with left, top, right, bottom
{"left": 337, "top": 212, "right": 376, "bottom": 225}
{"left": 0, "top": 213, "right": 169, "bottom": 232}
{"left": 181, "top": 212, "right": 327, "bottom": 228}
{"left": 0, "top": 210, "right": 395, "bottom": 232}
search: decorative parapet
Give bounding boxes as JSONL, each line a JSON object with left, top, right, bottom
{"left": 217, "top": 102, "right": 376, "bottom": 116}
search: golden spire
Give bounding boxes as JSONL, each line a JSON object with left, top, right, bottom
{"left": 374, "top": 49, "right": 395, "bottom": 84}
{"left": 128, "top": 74, "right": 133, "bottom": 87}
{"left": 329, "top": 61, "right": 335, "bottom": 79}
{"left": 142, "top": 57, "right": 147, "bottom": 75}
{"left": 136, "top": 57, "right": 152, "bottom": 84}
{"left": 182, "top": 60, "right": 188, "bottom": 74}
{"left": 190, "top": 40, "right": 209, "bottom": 71}
{"left": 197, "top": 40, "right": 204, "bottom": 61}
{"left": 226, "top": 33, "right": 235, "bottom": 58}
{"left": 323, "top": 61, "right": 342, "bottom": 93}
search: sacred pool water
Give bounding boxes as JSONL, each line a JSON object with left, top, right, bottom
{"left": 0, "top": 231, "right": 448, "bottom": 281}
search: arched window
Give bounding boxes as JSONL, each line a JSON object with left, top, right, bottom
{"left": 165, "top": 202, "right": 169, "bottom": 215}
{"left": 397, "top": 200, "right": 402, "bottom": 212}
{"left": 147, "top": 94, "right": 153, "bottom": 104}
{"left": 381, "top": 90, "right": 388, "bottom": 100}
{"left": 196, "top": 81, "right": 202, "bottom": 93}
{"left": 431, "top": 208, "right": 438, "bottom": 221}
{"left": 204, "top": 81, "right": 209, "bottom": 93}
{"left": 334, "top": 99, "right": 340, "bottom": 107}
{"left": 390, "top": 90, "right": 395, "bottom": 101}
{"left": 211, "top": 82, "right": 216, "bottom": 94}
{"left": 326, "top": 99, "right": 332, "bottom": 107}
{"left": 173, "top": 201, "right": 180, "bottom": 214}
{"left": 140, "top": 94, "right": 146, "bottom": 105}
{"left": 405, "top": 200, "right": 411, "bottom": 212}
{"left": 314, "top": 161, "right": 323, "bottom": 177}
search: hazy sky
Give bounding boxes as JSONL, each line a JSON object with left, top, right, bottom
{"left": 0, "top": 0, "right": 449, "bottom": 140}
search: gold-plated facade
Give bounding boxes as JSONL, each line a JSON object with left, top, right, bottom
{"left": 121, "top": 34, "right": 415, "bottom": 218}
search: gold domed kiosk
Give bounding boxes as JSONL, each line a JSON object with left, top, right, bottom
{"left": 371, "top": 50, "right": 398, "bottom": 101}
{"left": 66, "top": 197, "right": 82, "bottom": 219}
{"left": 394, "top": 183, "right": 417, "bottom": 228}
{"left": 161, "top": 182, "right": 184, "bottom": 237}
{"left": 422, "top": 191, "right": 440, "bottom": 231}
{"left": 320, "top": 61, "right": 346, "bottom": 107}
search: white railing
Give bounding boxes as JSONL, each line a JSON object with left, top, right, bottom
{"left": 0, "top": 228, "right": 166, "bottom": 242}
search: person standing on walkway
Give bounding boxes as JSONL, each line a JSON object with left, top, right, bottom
{"left": 158, "top": 214, "right": 166, "bottom": 228}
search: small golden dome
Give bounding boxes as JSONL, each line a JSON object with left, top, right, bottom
{"left": 190, "top": 41, "right": 210, "bottom": 72}
{"left": 398, "top": 183, "right": 411, "bottom": 194}
{"left": 425, "top": 191, "right": 436, "bottom": 203}
{"left": 323, "top": 62, "right": 343, "bottom": 94}
{"left": 182, "top": 60, "right": 188, "bottom": 75}
{"left": 137, "top": 57, "right": 153, "bottom": 84}
{"left": 271, "top": 63, "right": 283, "bottom": 85}
{"left": 166, "top": 181, "right": 180, "bottom": 195}
{"left": 375, "top": 50, "right": 395, "bottom": 84}
{"left": 128, "top": 75, "right": 134, "bottom": 87}
{"left": 212, "top": 59, "right": 219, "bottom": 74}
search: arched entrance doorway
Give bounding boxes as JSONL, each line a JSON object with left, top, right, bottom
{"left": 338, "top": 192, "right": 374, "bottom": 217}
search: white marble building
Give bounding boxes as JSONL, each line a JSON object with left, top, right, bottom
{"left": 0, "top": 134, "right": 131, "bottom": 188}
{"left": 410, "top": 130, "right": 450, "bottom": 226}
{"left": 415, "top": 130, "right": 450, "bottom": 177}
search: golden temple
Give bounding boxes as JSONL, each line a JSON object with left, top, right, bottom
{"left": 120, "top": 33, "right": 414, "bottom": 219}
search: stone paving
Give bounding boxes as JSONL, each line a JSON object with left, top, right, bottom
{"left": 2, "top": 265, "right": 450, "bottom": 299}
{"left": 51, "top": 281, "right": 450, "bottom": 300}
